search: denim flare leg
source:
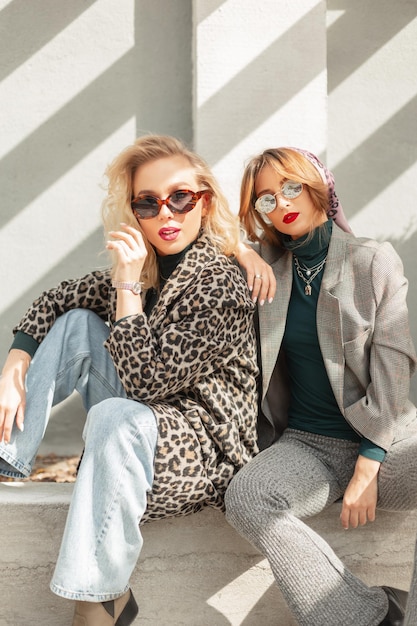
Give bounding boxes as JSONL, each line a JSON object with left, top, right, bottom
{"left": 0, "top": 310, "right": 158, "bottom": 601}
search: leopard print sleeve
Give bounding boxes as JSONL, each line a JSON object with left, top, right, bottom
{"left": 104, "top": 257, "right": 258, "bottom": 403}
{"left": 13, "top": 270, "right": 112, "bottom": 345}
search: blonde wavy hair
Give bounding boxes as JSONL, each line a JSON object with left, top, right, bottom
{"left": 101, "top": 134, "right": 239, "bottom": 289}
{"left": 239, "top": 148, "right": 329, "bottom": 246}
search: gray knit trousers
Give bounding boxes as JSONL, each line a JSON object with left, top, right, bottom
{"left": 225, "top": 429, "right": 417, "bottom": 626}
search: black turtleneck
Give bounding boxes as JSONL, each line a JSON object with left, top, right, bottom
{"left": 143, "top": 243, "right": 193, "bottom": 316}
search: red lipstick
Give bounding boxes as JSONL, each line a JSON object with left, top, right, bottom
{"left": 283, "top": 213, "right": 299, "bottom": 224}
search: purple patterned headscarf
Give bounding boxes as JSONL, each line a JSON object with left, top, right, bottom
{"left": 287, "top": 147, "right": 352, "bottom": 234}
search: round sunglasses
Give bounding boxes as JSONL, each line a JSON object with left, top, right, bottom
{"left": 255, "top": 180, "right": 303, "bottom": 215}
{"left": 131, "top": 189, "right": 207, "bottom": 220}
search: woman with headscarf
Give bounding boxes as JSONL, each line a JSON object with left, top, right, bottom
{"left": 226, "top": 146, "right": 417, "bottom": 625}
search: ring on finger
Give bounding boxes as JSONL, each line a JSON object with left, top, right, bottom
{"left": 254, "top": 274, "right": 263, "bottom": 280}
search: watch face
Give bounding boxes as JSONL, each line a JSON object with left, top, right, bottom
{"left": 132, "top": 281, "right": 142, "bottom": 295}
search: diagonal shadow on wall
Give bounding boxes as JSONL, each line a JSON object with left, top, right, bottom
{"left": 0, "top": 0, "right": 98, "bottom": 82}
{"left": 327, "top": 0, "right": 417, "bottom": 92}
{"left": 0, "top": 50, "right": 136, "bottom": 230}
{"left": 0, "top": 227, "right": 104, "bottom": 363}
{"left": 197, "top": 2, "right": 326, "bottom": 166}
{"left": 1, "top": 2, "right": 194, "bottom": 231}
{"left": 332, "top": 94, "right": 417, "bottom": 218}
{"left": 195, "top": 0, "right": 227, "bottom": 23}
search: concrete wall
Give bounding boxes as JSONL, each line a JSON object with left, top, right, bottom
{"left": 0, "top": 1, "right": 416, "bottom": 424}
{"left": 193, "top": 0, "right": 327, "bottom": 208}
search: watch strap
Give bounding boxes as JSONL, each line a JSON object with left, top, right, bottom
{"left": 112, "top": 281, "right": 143, "bottom": 295}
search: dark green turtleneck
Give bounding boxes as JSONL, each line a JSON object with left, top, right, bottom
{"left": 281, "top": 220, "right": 385, "bottom": 462}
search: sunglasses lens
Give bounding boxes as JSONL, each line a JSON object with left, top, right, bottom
{"left": 255, "top": 194, "right": 277, "bottom": 214}
{"left": 282, "top": 181, "right": 303, "bottom": 199}
{"left": 168, "top": 190, "right": 196, "bottom": 213}
{"left": 132, "top": 196, "right": 159, "bottom": 219}
{"left": 131, "top": 190, "right": 201, "bottom": 219}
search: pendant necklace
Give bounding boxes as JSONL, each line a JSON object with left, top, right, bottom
{"left": 293, "top": 255, "right": 327, "bottom": 296}
{"left": 159, "top": 270, "right": 170, "bottom": 282}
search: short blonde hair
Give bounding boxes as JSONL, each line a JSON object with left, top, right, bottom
{"left": 101, "top": 134, "right": 239, "bottom": 289}
{"left": 239, "top": 148, "right": 329, "bottom": 245}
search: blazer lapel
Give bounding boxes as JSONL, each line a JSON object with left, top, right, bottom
{"left": 317, "top": 226, "right": 347, "bottom": 409}
{"left": 259, "top": 225, "right": 351, "bottom": 414}
{"left": 258, "top": 244, "right": 293, "bottom": 398}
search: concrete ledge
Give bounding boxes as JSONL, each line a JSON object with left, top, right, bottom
{"left": 1, "top": 483, "right": 416, "bottom": 626}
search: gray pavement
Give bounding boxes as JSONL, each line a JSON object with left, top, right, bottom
{"left": 39, "top": 393, "right": 85, "bottom": 457}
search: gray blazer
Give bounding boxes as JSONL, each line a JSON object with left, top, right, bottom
{"left": 255, "top": 224, "right": 417, "bottom": 451}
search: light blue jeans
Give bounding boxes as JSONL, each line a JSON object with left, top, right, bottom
{"left": 0, "top": 310, "right": 158, "bottom": 601}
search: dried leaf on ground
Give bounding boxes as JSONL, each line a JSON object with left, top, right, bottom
{"left": 0, "top": 453, "right": 80, "bottom": 483}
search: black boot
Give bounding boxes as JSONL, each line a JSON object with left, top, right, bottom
{"left": 72, "top": 588, "right": 138, "bottom": 626}
{"left": 379, "top": 586, "right": 408, "bottom": 626}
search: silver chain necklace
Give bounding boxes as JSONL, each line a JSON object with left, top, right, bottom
{"left": 293, "top": 255, "right": 327, "bottom": 296}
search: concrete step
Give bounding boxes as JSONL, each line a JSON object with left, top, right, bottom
{"left": 1, "top": 482, "right": 416, "bottom": 626}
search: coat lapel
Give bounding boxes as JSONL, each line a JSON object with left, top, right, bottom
{"left": 148, "top": 233, "right": 218, "bottom": 329}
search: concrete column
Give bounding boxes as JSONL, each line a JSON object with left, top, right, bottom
{"left": 193, "top": 0, "right": 328, "bottom": 213}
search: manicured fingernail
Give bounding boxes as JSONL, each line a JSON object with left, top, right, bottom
{"left": 259, "top": 299, "right": 265, "bottom": 306}
{"left": 253, "top": 296, "right": 257, "bottom": 304}
{"left": 18, "top": 423, "right": 24, "bottom": 432}
{"left": 249, "top": 285, "right": 253, "bottom": 292}
{"left": 268, "top": 297, "right": 274, "bottom": 304}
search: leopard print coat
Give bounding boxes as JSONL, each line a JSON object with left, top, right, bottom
{"left": 15, "top": 233, "right": 259, "bottom": 522}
